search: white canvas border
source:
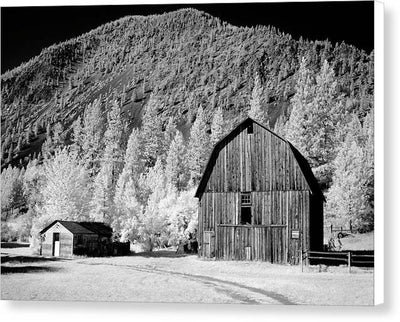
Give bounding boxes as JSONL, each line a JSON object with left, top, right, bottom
{"left": 0, "top": 0, "right": 395, "bottom": 321}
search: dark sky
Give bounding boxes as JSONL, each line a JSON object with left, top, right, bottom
{"left": 1, "top": 1, "right": 374, "bottom": 74}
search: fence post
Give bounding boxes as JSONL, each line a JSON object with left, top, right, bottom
{"left": 349, "top": 220, "right": 353, "bottom": 233}
{"left": 330, "top": 224, "right": 333, "bottom": 233}
{"left": 348, "top": 252, "right": 351, "bottom": 273}
{"left": 300, "top": 249, "right": 303, "bottom": 272}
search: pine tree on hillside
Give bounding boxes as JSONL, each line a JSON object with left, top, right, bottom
{"left": 210, "top": 105, "right": 225, "bottom": 146}
{"left": 90, "top": 101, "right": 123, "bottom": 224}
{"left": 273, "top": 114, "right": 288, "bottom": 138}
{"left": 7, "top": 144, "right": 13, "bottom": 163}
{"left": 286, "top": 59, "right": 340, "bottom": 177}
{"left": 248, "top": 73, "right": 268, "bottom": 126}
{"left": 90, "top": 161, "right": 113, "bottom": 223}
{"left": 309, "top": 60, "right": 339, "bottom": 166}
{"left": 114, "top": 128, "right": 144, "bottom": 212}
{"left": 71, "top": 116, "right": 83, "bottom": 155}
{"left": 187, "top": 105, "right": 210, "bottom": 184}
{"left": 285, "top": 57, "right": 315, "bottom": 158}
{"left": 165, "top": 130, "right": 187, "bottom": 192}
{"left": 142, "top": 94, "right": 164, "bottom": 167}
{"left": 103, "top": 100, "right": 123, "bottom": 179}
{"left": 53, "top": 122, "right": 64, "bottom": 147}
{"left": 163, "top": 117, "right": 177, "bottom": 155}
{"left": 81, "top": 100, "right": 103, "bottom": 174}
{"left": 25, "top": 124, "right": 31, "bottom": 145}
{"left": 16, "top": 135, "right": 22, "bottom": 152}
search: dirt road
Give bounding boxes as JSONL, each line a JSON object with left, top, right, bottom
{"left": 1, "top": 248, "right": 374, "bottom": 305}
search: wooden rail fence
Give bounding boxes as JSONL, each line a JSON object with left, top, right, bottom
{"left": 300, "top": 250, "right": 374, "bottom": 273}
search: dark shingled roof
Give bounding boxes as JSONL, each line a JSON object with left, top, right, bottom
{"left": 40, "top": 220, "right": 112, "bottom": 236}
{"left": 194, "top": 117, "right": 325, "bottom": 200}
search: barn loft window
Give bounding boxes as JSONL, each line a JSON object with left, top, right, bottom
{"left": 240, "top": 193, "right": 252, "bottom": 225}
{"left": 247, "top": 124, "right": 253, "bottom": 134}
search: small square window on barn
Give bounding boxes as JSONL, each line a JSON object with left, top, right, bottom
{"left": 240, "top": 193, "right": 252, "bottom": 225}
{"left": 247, "top": 124, "right": 253, "bottom": 134}
{"left": 241, "top": 193, "right": 251, "bottom": 205}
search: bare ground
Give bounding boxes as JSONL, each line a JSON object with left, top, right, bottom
{"left": 1, "top": 246, "right": 374, "bottom": 305}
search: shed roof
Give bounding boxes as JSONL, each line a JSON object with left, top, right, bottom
{"left": 40, "top": 220, "right": 112, "bottom": 236}
{"left": 194, "top": 117, "right": 325, "bottom": 200}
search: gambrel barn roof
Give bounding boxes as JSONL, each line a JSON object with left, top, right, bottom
{"left": 40, "top": 220, "right": 113, "bottom": 237}
{"left": 195, "top": 117, "right": 324, "bottom": 200}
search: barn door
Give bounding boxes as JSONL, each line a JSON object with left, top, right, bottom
{"left": 270, "top": 226, "right": 287, "bottom": 264}
{"left": 202, "top": 231, "right": 215, "bottom": 258}
{"left": 53, "top": 233, "right": 60, "bottom": 256}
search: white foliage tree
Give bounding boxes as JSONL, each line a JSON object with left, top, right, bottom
{"left": 210, "top": 105, "right": 225, "bottom": 146}
{"left": 165, "top": 130, "right": 187, "bottom": 192}
{"left": 187, "top": 105, "right": 210, "bottom": 184}
{"left": 325, "top": 133, "right": 367, "bottom": 229}
{"left": 113, "top": 128, "right": 145, "bottom": 236}
{"left": 1, "top": 165, "right": 24, "bottom": 219}
{"left": 90, "top": 101, "right": 123, "bottom": 223}
{"left": 142, "top": 94, "right": 164, "bottom": 167}
{"left": 131, "top": 158, "right": 168, "bottom": 251}
{"left": 81, "top": 99, "right": 103, "bottom": 174}
{"left": 32, "top": 148, "right": 90, "bottom": 243}
{"left": 248, "top": 73, "right": 268, "bottom": 126}
{"left": 163, "top": 187, "right": 198, "bottom": 246}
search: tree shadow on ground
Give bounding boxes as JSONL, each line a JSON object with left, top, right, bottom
{"left": 133, "top": 250, "right": 194, "bottom": 258}
{"left": 1, "top": 255, "right": 68, "bottom": 264}
{"left": 1, "top": 242, "right": 30, "bottom": 249}
{"left": 1, "top": 265, "right": 61, "bottom": 274}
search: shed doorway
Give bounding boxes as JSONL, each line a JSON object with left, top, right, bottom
{"left": 53, "top": 233, "right": 60, "bottom": 256}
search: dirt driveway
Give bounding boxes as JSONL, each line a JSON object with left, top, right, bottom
{"left": 1, "top": 247, "right": 374, "bottom": 305}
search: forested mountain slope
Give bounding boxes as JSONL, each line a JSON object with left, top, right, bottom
{"left": 1, "top": 9, "right": 374, "bottom": 245}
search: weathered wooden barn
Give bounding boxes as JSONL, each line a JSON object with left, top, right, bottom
{"left": 195, "top": 118, "right": 324, "bottom": 264}
{"left": 40, "top": 221, "right": 113, "bottom": 257}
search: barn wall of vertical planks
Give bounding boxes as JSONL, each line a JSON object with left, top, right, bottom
{"left": 195, "top": 118, "right": 324, "bottom": 264}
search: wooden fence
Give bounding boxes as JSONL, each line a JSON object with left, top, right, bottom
{"left": 301, "top": 250, "right": 374, "bottom": 273}
{"left": 325, "top": 220, "right": 354, "bottom": 236}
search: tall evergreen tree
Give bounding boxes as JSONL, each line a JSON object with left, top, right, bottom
{"left": 141, "top": 94, "right": 164, "bottom": 167}
{"left": 286, "top": 58, "right": 339, "bottom": 181}
{"left": 90, "top": 161, "right": 113, "bottom": 223}
{"left": 163, "top": 117, "right": 177, "bottom": 157}
{"left": 285, "top": 58, "right": 315, "bottom": 156}
{"left": 90, "top": 101, "right": 123, "bottom": 223}
{"left": 81, "top": 100, "right": 103, "bottom": 174}
{"left": 248, "top": 73, "right": 268, "bottom": 126}
{"left": 103, "top": 100, "right": 123, "bottom": 177}
{"left": 165, "top": 130, "right": 187, "bottom": 192}
{"left": 187, "top": 105, "right": 209, "bottom": 184}
{"left": 114, "top": 128, "right": 144, "bottom": 212}
{"left": 210, "top": 105, "right": 225, "bottom": 146}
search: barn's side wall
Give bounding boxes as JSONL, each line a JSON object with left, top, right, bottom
{"left": 41, "top": 224, "right": 73, "bottom": 257}
{"left": 309, "top": 194, "right": 324, "bottom": 252}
